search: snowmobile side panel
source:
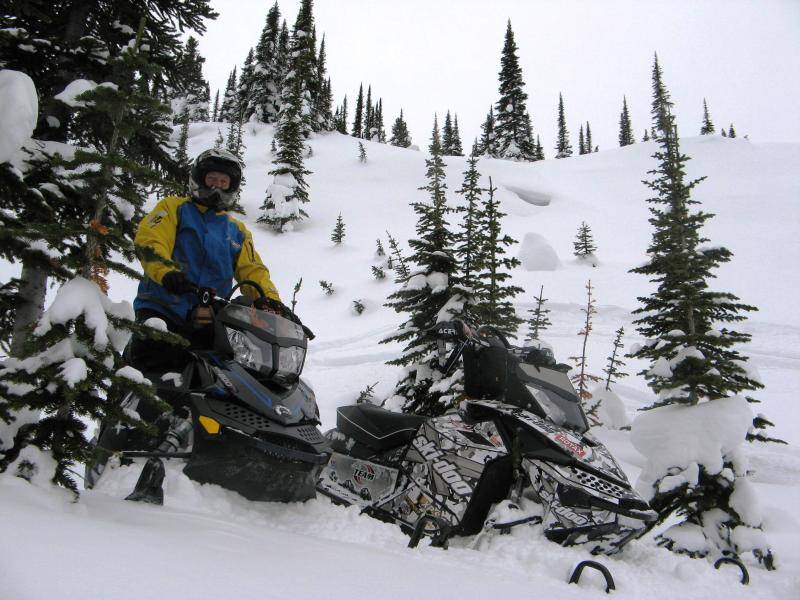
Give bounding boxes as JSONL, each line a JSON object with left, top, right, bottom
{"left": 317, "top": 452, "right": 399, "bottom": 508}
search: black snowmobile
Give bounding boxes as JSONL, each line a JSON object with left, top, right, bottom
{"left": 317, "top": 320, "right": 658, "bottom": 555}
{"left": 85, "top": 282, "right": 330, "bottom": 503}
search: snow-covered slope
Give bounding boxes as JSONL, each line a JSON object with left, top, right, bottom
{"left": 2, "top": 124, "right": 799, "bottom": 599}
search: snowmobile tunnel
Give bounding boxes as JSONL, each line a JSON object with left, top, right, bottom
{"left": 336, "top": 404, "right": 425, "bottom": 451}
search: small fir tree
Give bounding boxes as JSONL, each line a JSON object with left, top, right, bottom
{"left": 578, "top": 124, "right": 586, "bottom": 155}
{"left": 389, "top": 109, "right": 412, "bottom": 148}
{"left": 643, "top": 128, "right": 651, "bottom": 142}
{"left": 331, "top": 213, "right": 345, "bottom": 244}
{"left": 568, "top": 280, "right": 602, "bottom": 422}
{"left": 585, "top": 122, "right": 593, "bottom": 154}
{"left": 700, "top": 98, "right": 715, "bottom": 135}
{"left": 454, "top": 155, "right": 485, "bottom": 313}
{"left": 319, "top": 280, "right": 334, "bottom": 295}
{"left": 442, "top": 111, "right": 455, "bottom": 155}
{"left": 451, "top": 114, "right": 464, "bottom": 156}
{"left": 573, "top": 221, "right": 598, "bottom": 263}
{"left": 728, "top": 124, "right": 736, "bottom": 138}
{"left": 619, "top": 96, "right": 635, "bottom": 146}
{"left": 603, "top": 326, "right": 628, "bottom": 390}
{"left": 376, "top": 239, "right": 386, "bottom": 257}
{"left": 352, "top": 84, "right": 364, "bottom": 139}
{"left": 371, "top": 266, "right": 386, "bottom": 280}
{"left": 386, "top": 232, "right": 410, "bottom": 280}
{"left": 291, "top": 277, "right": 303, "bottom": 313}
{"left": 211, "top": 90, "right": 220, "bottom": 121}
{"left": 358, "top": 141, "right": 367, "bottom": 163}
{"left": 352, "top": 299, "right": 365, "bottom": 315}
{"left": 525, "top": 285, "right": 552, "bottom": 342}
{"left": 478, "top": 106, "right": 497, "bottom": 156}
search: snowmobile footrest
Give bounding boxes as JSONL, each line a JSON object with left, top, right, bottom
{"left": 569, "top": 560, "right": 615, "bottom": 593}
{"left": 408, "top": 515, "right": 452, "bottom": 550}
{"left": 714, "top": 557, "right": 749, "bottom": 585}
{"left": 125, "top": 458, "right": 165, "bottom": 505}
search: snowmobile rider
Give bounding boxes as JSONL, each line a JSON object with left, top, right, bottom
{"left": 131, "top": 148, "right": 285, "bottom": 368}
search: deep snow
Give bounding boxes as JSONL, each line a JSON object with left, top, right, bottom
{"left": 2, "top": 122, "right": 799, "bottom": 599}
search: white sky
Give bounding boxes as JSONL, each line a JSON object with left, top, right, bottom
{"left": 198, "top": 0, "right": 800, "bottom": 152}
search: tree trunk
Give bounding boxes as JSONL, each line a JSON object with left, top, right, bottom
{"left": 9, "top": 261, "right": 47, "bottom": 358}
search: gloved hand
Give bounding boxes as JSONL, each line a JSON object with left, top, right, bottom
{"left": 254, "top": 296, "right": 287, "bottom": 315}
{"left": 161, "top": 271, "right": 195, "bottom": 295}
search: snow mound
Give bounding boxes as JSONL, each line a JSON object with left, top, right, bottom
{"left": 589, "top": 386, "right": 631, "bottom": 429}
{"left": 0, "top": 69, "right": 37, "bottom": 163}
{"left": 504, "top": 185, "right": 551, "bottom": 206}
{"left": 518, "top": 233, "right": 560, "bottom": 271}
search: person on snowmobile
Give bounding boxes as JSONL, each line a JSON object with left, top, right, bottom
{"left": 130, "top": 147, "right": 285, "bottom": 371}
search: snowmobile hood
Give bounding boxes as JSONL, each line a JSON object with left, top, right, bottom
{"left": 468, "top": 399, "right": 630, "bottom": 486}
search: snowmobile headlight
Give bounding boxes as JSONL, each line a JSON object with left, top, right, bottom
{"left": 278, "top": 345, "right": 305, "bottom": 375}
{"left": 225, "top": 327, "right": 271, "bottom": 372}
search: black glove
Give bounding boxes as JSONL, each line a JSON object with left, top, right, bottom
{"left": 161, "top": 271, "right": 195, "bottom": 295}
{"left": 254, "top": 296, "right": 289, "bottom": 315}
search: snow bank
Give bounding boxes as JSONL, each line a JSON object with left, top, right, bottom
{"left": 518, "top": 233, "right": 560, "bottom": 271}
{"left": 589, "top": 386, "right": 631, "bottom": 429}
{"left": 0, "top": 69, "right": 37, "bottom": 163}
{"left": 631, "top": 396, "right": 752, "bottom": 499}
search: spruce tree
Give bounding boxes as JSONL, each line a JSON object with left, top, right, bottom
{"left": 535, "top": 136, "right": 545, "bottom": 161}
{"left": 331, "top": 213, "right": 345, "bottom": 244}
{"left": 313, "top": 35, "right": 334, "bottom": 131}
{"left": 214, "top": 128, "right": 225, "bottom": 149}
{"left": 364, "top": 85, "right": 373, "bottom": 140}
{"left": 578, "top": 124, "right": 586, "bottom": 155}
{"left": 629, "top": 54, "right": 774, "bottom": 568}
{"left": 478, "top": 106, "right": 497, "bottom": 156}
{"left": 175, "top": 37, "right": 210, "bottom": 122}
{"left": 493, "top": 21, "right": 536, "bottom": 161}
{"left": 389, "top": 109, "right": 412, "bottom": 147}
{"left": 555, "top": 93, "right": 572, "bottom": 158}
{"left": 352, "top": 84, "right": 364, "bottom": 138}
{"left": 358, "top": 142, "right": 367, "bottom": 163}
{"left": 603, "top": 326, "right": 628, "bottom": 391}
{"left": 250, "top": 1, "right": 282, "bottom": 123}
{"left": 173, "top": 112, "right": 191, "bottom": 193}
{"left": 585, "top": 121, "right": 593, "bottom": 154}
{"left": 451, "top": 114, "right": 464, "bottom": 156}
{"left": 721, "top": 128, "right": 727, "bottom": 138}
{"left": 454, "top": 156, "right": 485, "bottom": 309}
{"left": 287, "top": 0, "right": 318, "bottom": 138}
{"left": 442, "top": 111, "right": 454, "bottom": 155}
{"left": 472, "top": 177, "right": 524, "bottom": 336}
{"left": 219, "top": 67, "right": 239, "bottom": 123}
{"left": 728, "top": 124, "right": 736, "bottom": 138}
{"left": 643, "top": 128, "right": 650, "bottom": 142}
{"left": 373, "top": 99, "right": 386, "bottom": 142}
{"left": 335, "top": 95, "right": 349, "bottom": 134}
{"left": 381, "top": 118, "right": 463, "bottom": 416}
{"left": 619, "top": 96, "right": 635, "bottom": 146}
{"left": 700, "top": 98, "right": 715, "bottom": 135}
{"left": 236, "top": 48, "right": 256, "bottom": 122}
{"left": 525, "top": 285, "right": 552, "bottom": 342}
{"left": 211, "top": 89, "right": 220, "bottom": 121}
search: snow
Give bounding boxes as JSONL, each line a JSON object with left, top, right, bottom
{"left": 53, "top": 79, "right": 118, "bottom": 108}
{"left": 2, "top": 123, "right": 800, "bottom": 598}
{"left": 0, "top": 70, "right": 38, "bottom": 163}
{"left": 59, "top": 357, "right": 88, "bottom": 387}
{"left": 115, "top": 365, "right": 146, "bottom": 384}
{"left": 589, "top": 386, "right": 631, "bottom": 429}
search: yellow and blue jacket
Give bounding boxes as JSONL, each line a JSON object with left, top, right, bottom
{"left": 134, "top": 196, "right": 280, "bottom": 322}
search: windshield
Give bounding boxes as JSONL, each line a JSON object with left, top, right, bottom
{"left": 220, "top": 304, "right": 306, "bottom": 346}
{"left": 519, "top": 364, "right": 588, "bottom": 433}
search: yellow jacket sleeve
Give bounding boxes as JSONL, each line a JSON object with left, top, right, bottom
{"left": 232, "top": 219, "right": 281, "bottom": 302}
{"left": 134, "top": 196, "right": 185, "bottom": 284}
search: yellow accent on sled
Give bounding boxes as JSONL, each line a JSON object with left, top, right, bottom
{"left": 198, "top": 415, "right": 221, "bottom": 435}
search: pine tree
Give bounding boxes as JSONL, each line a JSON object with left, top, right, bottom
{"left": 555, "top": 93, "right": 572, "bottom": 158}
{"left": 629, "top": 54, "right": 774, "bottom": 568}
{"left": 619, "top": 96, "right": 635, "bottom": 146}
{"left": 364, "top": 85, "right": 373, "bottom": 140}
{"left": 373, "top": 99, "right": 386, "bottom": 142}
{"left": 0, "top": 18, "right": 191, "bottom": 491}
{"left": 236, "top": 48, "right": 257, "bottom": 122}
{"left": 211, "top": 89, "right": 220, "bottom": 121}
{"left": 700, "top": 98, "right": 715, "bottom": 135}
{"left": 313, "top": 35, "right": 333, "bottom": 131}
{"left": 493, "top": 21, "right": 536, "bottom": 161}
{"left": 478, "top": 106, "right": 497, "bottom": 156}
{"left": 442, "top": 111, "right": 455, "bottom": 155}
{"left": 472, "top": 177, "right": 524, "bottom": 336}
{"left": 175, "top": 36, "right": 210, "bottom": 122}
{"left": 381, "top": 118, "right": 463, "bottom": 416}
{"left": 287, "top": 0, "right": 318, "bottom": 138}
{"left": 358, "top": 141, "right": 367, "bottom": 163}
{"left": 603, "top": 326, "right": 628, "bottom": 390}
{"left": 578, "top": 124, "right": 586, "bottom": 155}
{"left": 585, "top": 121, "right": 593, "bottom": 154}
{"left": 250, "top": 1, "right": 282, "bottom": 123}
{"left": 219, "top": 67, "right": 239, "bottom": 123}
{"left": 643, "top": 128, "right": 651, "bottom": 142}
{"left": 335, "top": 95, "right": 349, "bottom": 134}
{"left": 376, "top": 239, "right": 386, "bottom": 257}
{"left": 352, "top": 84, "right": 364, "bottom": 138}
{"left": 331, "top": 213, "right": 345, "bottom": 244}
{"left": 389, "top": 109, "right": 412, "bottom": 147}
{"left": 214, "top": 128, "right": 225, "bottom": 149}
{"left": 535, "top": 135, "right": 545, "bottom": 161}
{"left": 569, "top": 280, "right": 602, "bottom": 420}
{"left": 525, "top": 285, "right": 552, "bottom": 342}
{"left": 721, "top": 128, "right": 727, "bottom": 138}
{"left": 172, "top": 112, "right": 191, "bottom": 196}
{"left": 454, "top": 156, "right": 485, "bottom": 309}
{"left": 573, "top": 221, "right": 598, "bottom": 262}
{"left": 451, "top": 114, "right": 464, "bottom": 156}
{"left": 728, "top": 124, "right": 736, "bottom": 138}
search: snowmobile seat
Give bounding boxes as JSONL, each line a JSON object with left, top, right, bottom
{"left": 336, "top": 404, "right": 425, "bottom": 451}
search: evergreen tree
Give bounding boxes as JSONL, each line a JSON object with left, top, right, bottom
{"left": 175, "top": 36, "right": 210, "bottom": 121}
{"left": 214, "top": 128, "right": 225, "bottom": 149}
{"left": 250, "top": 1, "right": 283, "bottom": 123}
{"left": 478, "top": 106, "right": 497, "bottom": 156}
{"left": 236, "top": 48, "right": 256, "bottom": 122}
{"left": 358, "top": 142, "right": 367, "bottom": 163}
{"left": 287, "top": 0, "right": 318, "bottom": 137}
{"left": 603, "top": 326, "right": 628, "bottom": 390}
{"left": 373, "top": 99, "right": 386, "bottom": 142}
{"left": 454, "top": 156, "right": 485, "bottom": 306}
{"left": 313, "top": 36, "right": 333, "bottom": 131}
{"left": 629, "top": 54, "right": 774, "bottom": 567}
{"left": 389, "top": 109, "right": 412, "bottom": 147}
{"left": 0, "top": 19, "right": 188, "bottom": 492}
{"left": 364, "top": 85, "right": 373, "bottom": 140}
{"left": 573, "top": 221, "right": 598, "bottom": 261}
{"left": 172, "top": 112, "right": 191, "bottom": 195}
{"left": 728, "top": 124, "right": 736, "bottom": 138}
{"left": 451, "top": 114, "right": 464, "bottom": 156}
{"left": 525, "top": 285, "right": 552, "bottom": 342}
{"left": 381, "top": 118, "right": 463, "bottom": 416}
{"left": 535, "top": 135, "right": 545, "bottom": 161}
{"left": 386, "top": 232, "right": 410, "bottom": 280}
{"left": 352, "top": 84, "right": 364, "bottom": 138}
{"left": 569, "top": 280, "right": 602, "bottom": 415}
{"left": 578, "top": 124, "right": 586, "bottom": 155}
{"left": 555, "top": 93, "right": 572, "bottom": 158}
{"left": 376, "top": 239, "right": 386, "bottom": 257}
{"left": 219, "top": 67, "right": 239, "bottom": 123}
{"left": 721, "top": 128, "right": 727, "bottom": 138}
{"left": 700, "top": 98, "right": 715, "bottom": 135}
{"left": 211, "top": 89, "right": 220, "bottom": 121}
{"left": 493, "top": 21, "right": 537, "bottom": 161}
{"left": 471, "top": 138, "right": 480, "bottom": 157}
{"left": 643, "top": 128, "right": 651, "bottom": 142}
{"left": 619, "top": 96, "right": 635, "bottom": 146}
{"left": 472, "top": 177, "right": 524, "bottom": 336}
{"left": 585, "top": 121, "right": 593, "bottom": 154}
{"left": 335, "top": 95, "right": 349, "bottom": 134}
{"left": 442, "top": 111, "right": 455, "bottom": 155}
{"left": 331, "top": 213, "right": 345, "bottom": 244}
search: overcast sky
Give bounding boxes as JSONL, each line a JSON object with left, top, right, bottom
{"left": 197, "top": 0, "right": 800, "bottom": 152}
